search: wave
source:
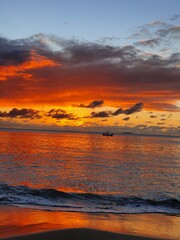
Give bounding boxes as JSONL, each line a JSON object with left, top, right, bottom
{"left": 0, "top": 184, "right": 179, "bottom": 214}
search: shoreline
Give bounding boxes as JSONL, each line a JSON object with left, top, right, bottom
{"left": 0, "top": 206, "right": 179, "bottom": 239}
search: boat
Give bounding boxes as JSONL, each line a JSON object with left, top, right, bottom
{"left": 102, "top": 131, "right": 114, "bottom": 136}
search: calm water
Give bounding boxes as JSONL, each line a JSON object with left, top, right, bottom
{"left": 0, "top": 130, "right": 179, "bottom": 214}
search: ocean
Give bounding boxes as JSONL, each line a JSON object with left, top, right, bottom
{"left": 0, "top": 130, "right": 179, "bottom": 215}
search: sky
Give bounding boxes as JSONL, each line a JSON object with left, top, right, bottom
{"left": 0, "top": 0, "right": 180, "bottom": 135}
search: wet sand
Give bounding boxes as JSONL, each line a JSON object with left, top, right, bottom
{"left": 0, "top": 228, "right": 162, "bottom": 240}
{"left": 0, "top": 206, "right": 179, "bottom": 239}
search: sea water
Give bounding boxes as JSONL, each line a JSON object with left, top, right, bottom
{"left": 0, "top": 130, "right": 179, "bottom": 214}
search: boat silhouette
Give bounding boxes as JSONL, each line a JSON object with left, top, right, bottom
{"left": 102, "top": 131, "right": 114, "bottom": 136}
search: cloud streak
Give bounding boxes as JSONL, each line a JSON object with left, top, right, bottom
{"left": 135, "top": 38, "right": 161, "bottom": 47}
{"left": 131, "top": 18, "right": 180, "bottom": 49}
{"left": 46, "top": 109, "right": 77, "bottom": 120}
{"left": 0, "top": 108, "right": 40, "bottom": 119}
{"left": 90, "top": 111, "right": 111, "bottom": 118}
{"left": 89, "top": 103, "right": 143, "bottom": 118}
{"left": 75, "top": 100, "right": 104, "bottom": 108}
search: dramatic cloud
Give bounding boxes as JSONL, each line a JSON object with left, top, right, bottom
{"left": 112, "top": 103, "right": 143, "bottom": 116}
{"left": 76, "top": 100, "right": 104, "bottom": 108}
{"left": 89, "top": 102, "right": 143, "bottom": 118}
{"left": 0, "top": 107, "right": 78, "bottom": 122}
{"left": 123, "top": 103, "right": 143, "bottom": 115}
{"left": 112, "top": 108, "right": 123, "bottom": 116}
{"left": 0, "top": 37, "right": 31, "bottom": 66}
{"left": 90, "top": 111, "right": 111, "bottom": 118}
{"left": 46, "top": 109, "right": 77, "bottom": 120}
{"left": 0, "top": 16, "right": 179, "bottom": 135}
{"left": 0, "top": 108, "right": 40, "bottom": 119}
{"left": 0, "top": 31, "right": 179, "bottom": 112}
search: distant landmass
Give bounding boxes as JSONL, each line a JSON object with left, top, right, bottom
{"left": 0, "top": 127, "right": 179, "bottom": 138}
{"left": 121, "top": 132, "right": 134, "bottom": 135}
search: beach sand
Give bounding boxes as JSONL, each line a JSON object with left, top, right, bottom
{"left": 0, "top": 228, "right": 163, "bottom": 240}
{"left": 0, "top": 206, "right": 179, "bottom": 239}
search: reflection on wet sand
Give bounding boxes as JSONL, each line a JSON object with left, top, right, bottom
{"left": 0, "top": 206, "right": 179, "bottom": 239}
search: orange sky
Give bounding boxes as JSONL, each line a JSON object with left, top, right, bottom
{"left": 0, "top": 31, "right": 179, "bottom": 135}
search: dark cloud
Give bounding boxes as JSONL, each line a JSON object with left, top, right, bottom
{"left": 0, "top": 34, "right": 140, "bottom": 68}
{"left": 76, "top": 100, "right": 104, "bottom": 108}
{"left": 67, "top": 43, "right": 132, "bottom": 65}
{"left": 0, "top": 108, "right": 40, "bottom": 119}
{"left": 46, "top": 109, "right": 77, "bottom": 120}
{"left": 46, "top": 35, "right": 133, "bottom": 65}
{"left": 123, "top": 117, "right": 130, "bottom": 121}
{"left": 123, "top": 103, "right": 143, "bottom": 115}
{"left": 90, "top": 111, "right": 111, "bottom": 118}
{"left": 0, "top": 37, "right": 32, "bottom": 66}
{"left": 89, "top": 102, "right": 143, "bottom": 118}
{"left": 112, "top": 108, "right": 123, "bottom": 116}
{"left": 161, "top": 118, "right": 166, "bottom": 121}
{"left": 113, "top": 103, "right": 143, "bottom": 116}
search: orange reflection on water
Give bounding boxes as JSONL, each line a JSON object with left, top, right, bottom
{"left": 0, "top": 206, "right": 179, "bottom": 239}
{"left": 0, "top": 131, "right": 179, "bottom": 196}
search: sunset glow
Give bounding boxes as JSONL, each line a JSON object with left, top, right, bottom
{"left": 0, "top": 2, "right": 180, "bottom": 240}
{"left": 0, "top": 0, "right": 179, "bottom": 136}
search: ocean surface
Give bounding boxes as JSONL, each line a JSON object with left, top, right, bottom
{"left": 0, "top": 130, "right": 179, "bottom": 215}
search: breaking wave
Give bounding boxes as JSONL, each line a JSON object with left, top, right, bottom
{"left": 0, "top": 184, "right": 179, "bottom": 214}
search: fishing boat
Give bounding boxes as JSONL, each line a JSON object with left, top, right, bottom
{"left": 102, "top": 131, "right": 114, "bottom": 136}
